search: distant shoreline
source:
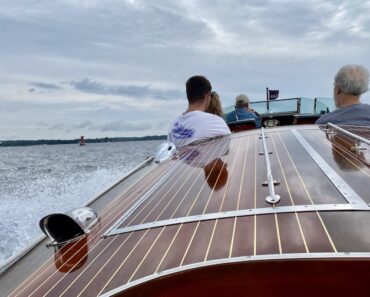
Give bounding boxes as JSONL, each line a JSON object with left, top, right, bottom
{"left": 0, "top": 135, "right": 167, "bottom": 147}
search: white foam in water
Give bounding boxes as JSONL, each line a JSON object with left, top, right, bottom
{"left": 0, "top": 140, "right": 162, "bottom": 266}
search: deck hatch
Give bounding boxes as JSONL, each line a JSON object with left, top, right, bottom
{"left": 103, "top": 128, "right": 370, "bottom": 238}
{"left": 103, "top": 156, "right": 185, "bottom": 237}
{"left": 291, "top": 129, "right": 368, "bottom": 208}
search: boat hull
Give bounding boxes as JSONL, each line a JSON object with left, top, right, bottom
{"left": 116, "top": 258, "right": 370, "bottom": 297}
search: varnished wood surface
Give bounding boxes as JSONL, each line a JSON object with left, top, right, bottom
{"left": 7, "top": 125, "right": 370, "bottom": 297}
{"left": 119, "top": 259, "right": 370, "bottom": 297}
{"left": 228, "top": 120, "right": 256, "bottom": 132}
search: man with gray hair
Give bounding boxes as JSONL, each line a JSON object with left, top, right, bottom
{"left": 316, "top": 64, "right": 370, "bottom": 125}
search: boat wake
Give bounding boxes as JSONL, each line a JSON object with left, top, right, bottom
{"left": 0, "top": 141, "right": 161, "bottom": 266}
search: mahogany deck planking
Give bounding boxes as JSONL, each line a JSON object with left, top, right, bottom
{"left": 155, "top": 222, "right": 199, "bottom": 272}
{"left": 205, "top": 218, "right": 236, "bottom": 260}
{"left": 230, "top": 216, "right": 254, "bottom": 257}
{"left": 276, "top": 213, "right": 307, "bottom": 253}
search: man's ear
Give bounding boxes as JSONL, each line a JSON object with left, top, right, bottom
{"left": 334, "top": 85, "right": 341, "bottom": 95}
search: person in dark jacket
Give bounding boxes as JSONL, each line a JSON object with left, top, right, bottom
{"left": 226, "top": 94, "right": 261, "bottom": 128}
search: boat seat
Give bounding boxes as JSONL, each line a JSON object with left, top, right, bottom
{"left": 293, "top": 114, "right": 321, "bottom": 125}
{"left": 227, "top": 119, "right": 257, "bottom": 132}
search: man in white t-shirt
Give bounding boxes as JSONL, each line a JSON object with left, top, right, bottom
{"left": 168, "top": 76, "right": 231, "bottom": 148}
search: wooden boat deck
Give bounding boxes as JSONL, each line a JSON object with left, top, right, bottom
{"left": 6, "top": 125, "right": 370, "bottom": 297}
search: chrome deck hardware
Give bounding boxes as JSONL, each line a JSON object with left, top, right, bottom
{"left": 351, "top": 139, "right": 367, "bottom": 155}
{"left": 39, "top": 207, "right": 99, "bottom": 246}
{"left": 155, "top": 142, "right": 176, "bottom": 163}
{"left": 325, "top": 123, "right": 369, "bottom": 155}
{"left": 260, "top": 127, "right": 280, "bottom": 204}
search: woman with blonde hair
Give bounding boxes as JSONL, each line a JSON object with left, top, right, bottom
{"left": 206, "top": 91, "right": 224, "bottom": 118}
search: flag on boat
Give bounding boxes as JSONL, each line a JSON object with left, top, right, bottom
{"left": 269, "top": 90, "right": 279, "bottom": 100}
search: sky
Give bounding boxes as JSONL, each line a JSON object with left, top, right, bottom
{"left": 1, "top": 0, "right": 370, "bottom": 140}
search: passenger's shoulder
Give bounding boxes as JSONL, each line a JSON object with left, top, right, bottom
{"left": 360, "top": 103, "right": 370, "bottom": 109}
{"left": 201, "top": 112, "right": 228, "bottom": 127}
{"left": 315, "top": 112, "right": 332, "bottom": 124}
{"left": 207, "top": 113, "right": 228, "bottom": 124}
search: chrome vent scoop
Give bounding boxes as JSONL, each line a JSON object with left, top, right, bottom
{"left": 39, "top": 207, "right": 99, "bottom": 246}
{"left": 154, "top": 142, "right": 176, "bottom": 163}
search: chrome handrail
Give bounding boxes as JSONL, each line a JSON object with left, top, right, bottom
{"left": 261, "top": 127, "right": 280, "bottom": 204}
{"left": 326, "top": 123, "right": 370, "bottom": 145}
{"left": 326, "top": 123, "right": 369, "bottom": 154}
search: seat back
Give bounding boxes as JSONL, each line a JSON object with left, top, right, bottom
{"left": 227, "top": 119, "right": 257, "bottom": 132}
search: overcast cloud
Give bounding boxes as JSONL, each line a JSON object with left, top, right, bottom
{"left": 68, "top": 78, "right": 182, "bottom": 100}
{"left": 1, "top": 0, "right": 370, "bottom": 140}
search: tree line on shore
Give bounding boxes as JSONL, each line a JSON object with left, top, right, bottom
{"left": 0, "top": 135, "right": 167, "bottom": 147}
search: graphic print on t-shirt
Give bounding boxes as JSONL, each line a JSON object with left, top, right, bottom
{"left": 179, "top": 148, "right": 200, "bottom": 164}
{"left": 171, "top": 121, "right": 195, "bottom": 139}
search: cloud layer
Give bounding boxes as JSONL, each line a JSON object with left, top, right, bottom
{"left": 1, "top": 0, "right": 370, "bottom": 139}
{"left": 68, "top": 78, "right": 182, "bottom": 100}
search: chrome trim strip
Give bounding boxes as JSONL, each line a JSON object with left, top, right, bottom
{"left": 105, "top": 203, "right": 367, "bottom": 236}
{"left": 327, "top": 122, "right": 370, "bottom": 145}
{"left": 103, "top": 159, "right": 179, "bottom": 237}
{"left": 292, "top": 129, "right": 369, "bottom": 208}
{"left": 261, "top": 127, "right": 280, "bottom": 204}
{"left": 99, "top": 252, "right": 370, "bottom": 297}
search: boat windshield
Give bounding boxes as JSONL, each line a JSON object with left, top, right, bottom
{"left": 223, "top": 97, "right": 334, "bottom": 116}
{"left": 314, "top": 97, "right": 335, "bottom": 114}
